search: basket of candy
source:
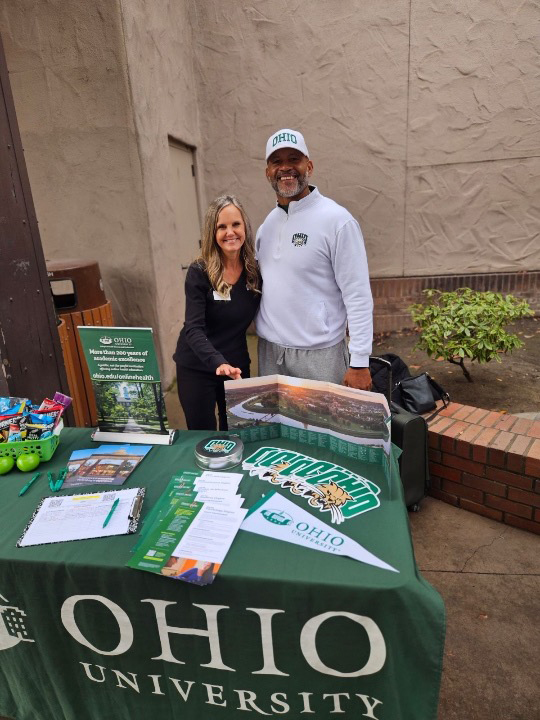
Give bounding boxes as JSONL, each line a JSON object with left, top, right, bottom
{"left": 0, "top": 393, "right": 70, "bottom": 465}
{"left": 0, "top": 422, "right": 63, "bottom": 462}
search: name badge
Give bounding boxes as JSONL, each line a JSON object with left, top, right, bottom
{"left": 213, "top": 290, "right": 231, "bottom": 301}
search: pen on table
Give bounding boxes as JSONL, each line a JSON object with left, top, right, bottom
{"left": 102, "top": 497, "right": 120, "bottom": 528}
{"left": 54, "top": 468, "right": 67, "bottom": 492}
{"left": 19, "top": 473, "right": 41, "bottom": 497}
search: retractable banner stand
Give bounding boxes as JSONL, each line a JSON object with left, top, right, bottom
{"left": 77, "top": 326, "right": 175, "bottom": 445}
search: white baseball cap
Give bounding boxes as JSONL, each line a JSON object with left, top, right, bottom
{"left": 265, "top": 128, "right": 309, "bottom": 161}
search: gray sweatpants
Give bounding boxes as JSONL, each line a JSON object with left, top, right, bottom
{"left": 257, "top": 337, "right": 349, "bottom": 385}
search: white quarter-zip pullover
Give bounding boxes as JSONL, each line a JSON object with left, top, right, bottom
{"left": 255, "top": 187, "right": 373, "bottom": 367}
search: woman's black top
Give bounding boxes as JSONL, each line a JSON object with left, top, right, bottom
{"left": 173, "top": 263, "right": 261, "bottom": 373}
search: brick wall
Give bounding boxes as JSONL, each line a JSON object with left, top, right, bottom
{"left": 372, "top": 270, "right": 540, "bottom": 333}
{"left": 427, "top": 404, "right": 540, "bottom": 535}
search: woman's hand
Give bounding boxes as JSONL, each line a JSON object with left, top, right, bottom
{"left": 216, "top": 364, "right": 242, "bottom": 380}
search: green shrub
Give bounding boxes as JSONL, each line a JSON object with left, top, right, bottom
{"left": 409, "top": 288, "right": 533, "bottom": 382}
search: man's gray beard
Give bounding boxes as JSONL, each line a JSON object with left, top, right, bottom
{"left": 270, "top": 171, "right": 310, "bottom": 199}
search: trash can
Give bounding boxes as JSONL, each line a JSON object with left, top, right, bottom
{"left": 47, "top": 260, "right": 114, "bottom": 427}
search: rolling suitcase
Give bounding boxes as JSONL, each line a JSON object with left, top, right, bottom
{"left": 389, "top": 402, "right": 429, "bottom": 511}
{"left": 369, "top": 356, "right": 429, "bottom": 511}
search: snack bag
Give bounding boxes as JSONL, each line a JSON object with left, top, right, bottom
{"left": 0, "top": 402, "right": 26, "bottom": 418}
{"left": 25, "top": 422, "right": 55, "bottom": 441}
{"left": 26, "top": 412, "right": 57, "bottom": 425}
{"left": 53, "top": 391, "right": 72, "bottom": 410}
{"left": 36, "top": 400, "right": 65, "bottom": 421}
{"left": 0, "top": 397, "right": 29, "bottom": 414}
{"left": 0, "top": 415, "right": 22, "bottom": 442}
{"left": 7, "top": 415, "right": 27, "bottom": 442}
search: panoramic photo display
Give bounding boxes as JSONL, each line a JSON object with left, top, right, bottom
{"left": 225, "top": 375, "right": 390, "bottom": 445}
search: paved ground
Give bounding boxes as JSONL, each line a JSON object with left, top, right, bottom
{"left": 516, "top": 411, "right": 540, "bottom": 420}
{"left": 409, "top": 497, "right": 540, "bottom": 720}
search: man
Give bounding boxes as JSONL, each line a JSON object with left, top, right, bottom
{"left": 255, "top": 128, "right": 373, "bottom": 390}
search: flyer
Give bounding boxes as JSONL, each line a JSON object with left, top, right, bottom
{"left": 63, "top": 444, "right": 152, "bottom": 488}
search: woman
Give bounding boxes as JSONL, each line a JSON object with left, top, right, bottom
{"left": 173, "top": 195, "right": 261, "bottom": 430}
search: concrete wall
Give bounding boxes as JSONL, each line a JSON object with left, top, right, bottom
{"left": 406, "top": 0, "right": 540, "bottom": 275}
{"left": 2, "top": 0, "right": 539, "bottom": 387}
{"left": 192, "top": 0, "right": 540, "bottom": 277}
{"left": 119, "top": 0, "right": 203, "bottom": 385}
{"left": 0, "top": 0, "right": 156, "bottom": 329}
{"left": 1, "top": 0, "right": 203, "bottom": 386}
{"left": 191, "top": 0, "right": 409, "bottom": 277}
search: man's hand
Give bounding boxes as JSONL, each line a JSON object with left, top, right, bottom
{"left": 216, "top": 364, "right": 242, "bottom": 380}
{"left": 343, "top": 367, "right": 372, "bottom": 391}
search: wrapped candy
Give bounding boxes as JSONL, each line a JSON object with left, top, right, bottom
{"left": 0, "top": 397, "right": 29, "bottom": 414}
{"left": 7, "top": 415, "right": 27, "bottom": 442}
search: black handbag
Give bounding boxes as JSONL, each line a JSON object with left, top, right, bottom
{"left": 370, "top": 355, "right": 431, "bottom": 510}
{"left": 394, "top": 372, "right": 450, "bottom": 417}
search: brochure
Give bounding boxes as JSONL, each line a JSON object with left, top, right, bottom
{"left": 128, "top": 471, "right": 246, "bottom": 585}
{"left": 131, "top": 471, "right": 200, "bottom": 554}
{"left": 63, "top": 444, "right": 152, "bottom": 488}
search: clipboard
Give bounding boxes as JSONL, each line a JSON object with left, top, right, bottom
{"left": 17, "top": 487, "right": 145, "bottom": 548}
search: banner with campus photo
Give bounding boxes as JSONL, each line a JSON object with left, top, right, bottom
{"left": 225, "top": 374, "right": 391, "bottom": 472}
{"left": 78, "top": 327, "right": 173, "bottom": 443}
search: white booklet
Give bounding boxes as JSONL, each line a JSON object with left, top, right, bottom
{"left": 171, "top": 503, "right": 248, "bottom": 565}
{"left": 17, "top": 487, "right": 145, "bottom": 547}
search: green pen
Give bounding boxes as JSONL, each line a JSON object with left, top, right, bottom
{"left": 102, "top": 498, "right": 120, "bottom": 528}
{"left": 19, "top": 473, "right": 42, "bottom": 497}
{"left": 54, "top": 468, "right": 68, "bottom": 492}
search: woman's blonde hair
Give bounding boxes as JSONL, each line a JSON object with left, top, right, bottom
{"left": 198, "top": 195, "right": 260, "bottom": 297}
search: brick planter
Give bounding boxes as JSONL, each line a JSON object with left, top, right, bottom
{"left": 427, "top": 404, "right": 540, "bottom": 535}
{"left": 372, "top": 270, "right": 540, "bottom": 333}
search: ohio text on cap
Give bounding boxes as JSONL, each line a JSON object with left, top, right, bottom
{"left": 265, "top": 129, "right": 309, "bottom": 161}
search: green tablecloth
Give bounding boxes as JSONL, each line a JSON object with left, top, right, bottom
{"left": 0, "top": 429, "right": 445, "bottom": 720}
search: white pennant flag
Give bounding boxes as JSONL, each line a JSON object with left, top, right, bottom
{"left": 241, "top": 491, "right": 398, "bottom": 573}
